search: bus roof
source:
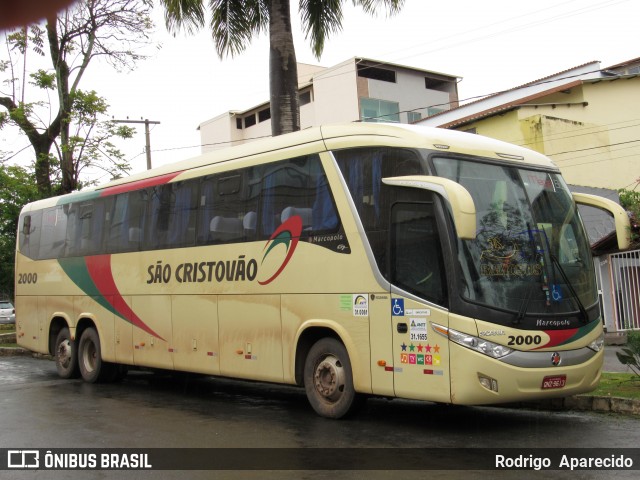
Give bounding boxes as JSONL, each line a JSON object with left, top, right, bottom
{"left": 23, "top": 123, "right": 557, "bottom": 211}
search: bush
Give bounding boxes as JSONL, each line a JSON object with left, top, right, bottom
{"left": 616, "top": 330, "right": 640, "bottom": 377}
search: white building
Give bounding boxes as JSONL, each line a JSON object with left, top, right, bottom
{"left": 198, "top": 57, "right": 460, "bottom": 152}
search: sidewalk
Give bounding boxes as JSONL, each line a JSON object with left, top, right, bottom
{"left": 603, "top": 344, "right": 633, "bottom": 374}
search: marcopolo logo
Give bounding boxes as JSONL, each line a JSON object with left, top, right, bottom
{"left": 258, "top": 216, "right": 303, "bottom": 285}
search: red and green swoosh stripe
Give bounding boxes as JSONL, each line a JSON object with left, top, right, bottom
{"left": 535, "top": 319, "right": 600, "bottom": 350}
{"left": 59, "top": 255, "right": 163, "bottom": 340}
{"left": 56, "top": 171, "right": 184, "bottom": 206}
{"left": 54, "top": 172, "right": 186, "bottom": 337}
{"left": 258, "top": 215, "right": 303, "bottom": 286}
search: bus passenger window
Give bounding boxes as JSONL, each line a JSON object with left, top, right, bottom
{"left": 38, "top": 206, "right": 68, "bottom": 259}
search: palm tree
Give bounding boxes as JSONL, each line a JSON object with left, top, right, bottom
{"left": 161, "top": 0, "right": 405, "bottom": 136}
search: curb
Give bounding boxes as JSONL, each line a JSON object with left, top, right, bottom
{"left": 517, "top": 394, "right": 640, "bottom": 416}
{"left": 1, "top": 346, "right": 638, "bottom": 416}
{"left": 0, "top": 347, "right": 51, "bottom": 359}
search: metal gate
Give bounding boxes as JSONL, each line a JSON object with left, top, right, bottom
{"left": 610, "top": 249, "right": 640, "bottom": 331}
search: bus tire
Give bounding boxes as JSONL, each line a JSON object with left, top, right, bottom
{"left": 78, "top": 327, "right": 109, "bottom": 383}
{"left": 54, "top": 327, "right": 79, "bottom": 379}
{"left": 303, "top": 337, "right": 362, "bottom": 419}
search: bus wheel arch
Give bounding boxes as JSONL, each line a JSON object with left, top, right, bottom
{"left": 52, "top": 319, "right": 79, "bottom": 379}
{"left": 301, "top": 334, "right": 364, "bottom": 419}
{"left": 294, "top": 327, "right": 341, "bottom": 386}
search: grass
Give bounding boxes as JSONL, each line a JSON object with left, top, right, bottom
{"left": 0, "top": 324, "right": 17, "bottom": 348}
{"left": 584, "top": 372, "right": 640, "bottom": 400}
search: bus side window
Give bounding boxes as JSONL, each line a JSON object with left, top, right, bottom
{"left": 260, "top": 154, "right": 339, "bottom": 237}
{"left": 390, "top": 202, "right": 448, "bottom": 306}
{"left": 38, "top": 206, "right": 68, "bottom": 259}
{"left": 197, "top": 170, "right": 258, "bottom": 245}
{"left": 18, "top": 210, "right": 41, "bottom": 260}
{"left": 107, "top": 191, "right": 148, "bottom": 253}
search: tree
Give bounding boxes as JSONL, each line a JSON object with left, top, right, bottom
{"left": 161, "top": 0, "right": 405, "bottom": 136}
{"left": 0, "top": 0, "right": 154, "bottom": 196}
{"left": 618, "top": 187, "right": 640, "bottom": 246}
{"left": 0, "top": 163, "right": 40, "bottom": 298}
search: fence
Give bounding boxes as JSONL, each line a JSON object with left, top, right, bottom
{"left": 610, "top": 249, "right": 640, "bottom": 331}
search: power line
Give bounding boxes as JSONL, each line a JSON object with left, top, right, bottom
{"left": 112, "top": 118, "right": 161, "bottom": 170}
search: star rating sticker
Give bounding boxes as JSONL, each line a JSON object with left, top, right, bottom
{"left": 409, "top": 344, "right": 416, "bottom": 352}
{"left": 401, "top": 343, "right": 407, "bottom": 351}
{"left": 434, "top": 344, "right": 440, "bottom": 353}
{"left": 417, "top": 344, "right": 424, "bottom": 352}
{"left": 425, "top": 344, "right": 432, "bottom": 353}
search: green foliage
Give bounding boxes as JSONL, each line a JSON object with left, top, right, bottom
{"left": 618, "top": 188, "right": 640, "bottom": 245}
{"left": 29, "top": 69, "right": 57, "bottom": 90}
{"left": 6, "top": 26, "right": 46, "bottom": 56}
{"left": 0, "top": 0, "right": 154, "bottom": 195}
{"left": 619, "top": 189, "right": 640, "bottom": 216}
{"left": 0, "top": 163, "right": 40, "bottom": 298}
{"left": 616, "top": 330, "right": 640, "bottom": 377}
{"left": 71, "top": 90, "right": 108, "bottom": 118}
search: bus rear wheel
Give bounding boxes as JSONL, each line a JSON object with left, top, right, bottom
{"left": 54, "top": 327, "right": 79, "bottom": 379}
{"left": 78, "top": 327, "right": 111, "bottom": 383}
{"left": 303, "top": 338, "right": 362, "bottom": 419}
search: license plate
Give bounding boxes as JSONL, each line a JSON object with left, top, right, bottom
{"left": 542, "top": 375, "right": 566, "bottom": 389}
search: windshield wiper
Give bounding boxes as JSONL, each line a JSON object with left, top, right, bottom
{"left": 549, "top": 253, "right": 589, "bottom": 324}
{"left": 514, "top": 287, "right": 532, "bottom": 325}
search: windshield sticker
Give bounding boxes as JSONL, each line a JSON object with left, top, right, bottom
{"left": 479, "top": 234, "right": 543, "bottom": 278}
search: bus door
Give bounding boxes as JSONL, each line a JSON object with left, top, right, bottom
{"left": 388, "top": 202, "right": 451, "bottom": 402}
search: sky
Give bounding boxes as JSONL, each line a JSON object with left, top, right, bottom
{"left": 1, "top": 0, "right": 639, "bottom": 184}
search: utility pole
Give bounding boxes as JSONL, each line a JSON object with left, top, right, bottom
{"left": 112, "top": 118, "right": 161, "bottom": 170}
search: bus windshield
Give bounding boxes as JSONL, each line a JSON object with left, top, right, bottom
{"left": 433, "top": 157, "right": 597, "bottom": 317}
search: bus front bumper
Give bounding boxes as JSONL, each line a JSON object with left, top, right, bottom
{"left": 448, "top": 343, "right": 604, "bottom": 405}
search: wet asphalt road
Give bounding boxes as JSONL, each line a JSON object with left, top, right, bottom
{"left": 1, "top": 354, "right": 639, "bottom": 480}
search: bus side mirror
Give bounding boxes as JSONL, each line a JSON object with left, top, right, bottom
{"left": 572, "top": 192, "right": 630, "bottom": 250}
{"left": 382, "top": 176, "right": 477, "bottom": 240}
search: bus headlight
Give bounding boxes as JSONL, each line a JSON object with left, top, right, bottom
{"left": 432, "top": 323, "right": 513, "bottom": 359}
{"left": 587, "top": 332, "right": 605, "bottom": 352}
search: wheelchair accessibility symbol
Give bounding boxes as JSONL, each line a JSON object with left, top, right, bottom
{"left": 392, "top": 298, "right": 405, "bottom": 316}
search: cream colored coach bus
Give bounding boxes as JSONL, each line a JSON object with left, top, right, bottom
{"left": 15, "top": 123, "right": 629, "bottom": 418}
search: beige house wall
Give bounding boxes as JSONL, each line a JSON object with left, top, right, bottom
{"left": 312, "top": 59, "right": 361, "bottom": 125}
{"left": 454, "top": 77, "right": 640, "bottom": 190}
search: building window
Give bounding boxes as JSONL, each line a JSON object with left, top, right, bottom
{"left": 407, "top": 111, "right": 422, "bottom": 123}
{"left": 300, "top": 90, "right": 312, "bottom": 106}
{"left": 236, "top": 118, "right": 243, "bottom": 129}
{"left": 258, "top": 108, "right": 271, "bottom": 123}
{"left": 425, "top": 77, "right": 451, "bottom": 92}
{"left": 427, "top": 107, "right": 445, "bottom": 117}
{"left": 244, "top": 114, "right": 256, "bottom": 128}
{"left": 357, "top": 64, "right": 396, "bottom": 83}
{"left": 360, "top": 98, "right": 400, "bottom": 123}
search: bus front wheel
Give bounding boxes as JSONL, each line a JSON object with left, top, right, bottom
{"left": 303, "top": 338, "right": 362, "bottom": 419}
{"left": 54, "top": 327, "right": 79, "bottom": 379}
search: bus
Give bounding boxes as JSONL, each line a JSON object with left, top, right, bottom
{"left": 15, "top": 123, "right": 629, "bottom": 418}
